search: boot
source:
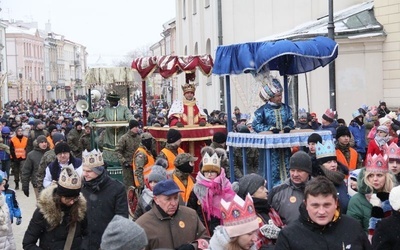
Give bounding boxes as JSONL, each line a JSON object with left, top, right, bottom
{"left": 15, "top": 181, "right": 19, "bottom": 190}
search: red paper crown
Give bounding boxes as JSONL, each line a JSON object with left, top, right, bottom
{"left": 181, "top": 83, "right": 196, "bottom": 94}
{"left": 385, "top": 142, "right": 400, "bottom": 160}
{"left": 220, "top": 194, "right": 259, "bottom": 237}
{"left": 365, "top": 154, "right": 388, "bottom": 173}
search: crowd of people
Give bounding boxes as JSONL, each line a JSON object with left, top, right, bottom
{"left": 0, "top": 74, "right": 399, "bottom": 249}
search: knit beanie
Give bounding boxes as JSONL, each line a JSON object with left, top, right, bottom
{"left": 52, "top": 132, "right": 66, "bottom": 144}
{"left": 57, "top": 165, "right": 82, "bottom": 197}
{"left": 237, "top": 124, "right": 250, "bottom": 133}
{"left": 75, "top": 121, "right": 83, "bottom": 127}
{"left": 154, "top": 157, "right": 168, "bottom": 169}
{"left": 101, "top": 215, "right": 148, "bottom": 250}
{"left": 36, "top": 135, "right": 47, "bottom": 144}
{"left": 377, "top": 125, "right": 389, "bottom": 134}
{"left": 167, "top": 129, "right": 182, "bottom": 143}
{"left": 289, "top": 151, "right": 312, "bottom": 174}
{"left": 33, "top": 119, "right": 42, "bottom": 128}
{"left": 129, "top": 119, "right": 139, "bottom": 129}
{"left": 307, "top": 133, "right": 322, "bottom": 144}
{"left": 48, "top": 125, "right": 57, "bottom": 133}
{"left": 389, "top": 185, "right": 400, "bottom": 211}
{"left": 336, "top": 126, "right": 351, "bottom": 140}
{"left": 322, "top": 109, "right": 335, "bottom": 123}
{"left": 54, "top": 142, "right": 70, "bottom": 155}
{"left": 236, "top": 173, "right": 265, "bottom": 199}
{"left": 213, "top": 132, "right": 227, "bottom": 144}
{"left": 148, "top": 165, "right": 167, "bottom": 183}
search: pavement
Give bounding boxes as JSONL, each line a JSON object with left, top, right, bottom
{"left": 8, "top": 174, "right": 37, "bottom": 250}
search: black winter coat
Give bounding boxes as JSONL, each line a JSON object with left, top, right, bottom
{"left": 372, "top": 210, "right": 400, "bottom": 250}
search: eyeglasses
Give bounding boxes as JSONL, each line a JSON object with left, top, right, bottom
{"left": 63, "top": 196, "right": 79, "bottom": 203}
{"left": 203, "top": 171, "right": 218, "bottom": 175}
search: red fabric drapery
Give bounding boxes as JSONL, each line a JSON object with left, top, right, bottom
{"left": 131, "top": 54, "right": 213, "bottom": 80}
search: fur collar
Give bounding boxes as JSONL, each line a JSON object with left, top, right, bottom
{"left": 37, "top": 185, "right": 86, "bottom": 229}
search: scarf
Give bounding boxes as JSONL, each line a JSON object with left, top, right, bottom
{"left": 194, "top": 168, "right": 235, "bottom": 220}
{"left": 83, "top": 171, "right": 107, "bottom": 193}
{"left": 320, "top": 167, "right": 345, "bottom": 185}
{"left": 375, "top": 135, "right": 390, "bottom": 147}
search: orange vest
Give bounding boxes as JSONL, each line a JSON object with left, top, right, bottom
{"left": 336, "top": 148, "right": 358, "bottom": 176}
{"left": 10, "top": 136, "right": 28, "bottom": 159}
{"left": 173, "top": 174, "right": 194, "bottom": 204}
{"left": 132, "top": 147, "right": 155, "bottom": 187}
{"left": 161, "top": 147, "right": 185, "bottom": 176}
{"left": 47, "top": 136, "right": 54, "bottom": 149}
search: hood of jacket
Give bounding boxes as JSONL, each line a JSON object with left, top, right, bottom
{"left": 37, "top": 185, "right": 86, "bottom": 229}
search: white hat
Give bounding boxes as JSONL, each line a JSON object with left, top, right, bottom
{"left": 389, "top": 185, "right": 400, "bottom": 211}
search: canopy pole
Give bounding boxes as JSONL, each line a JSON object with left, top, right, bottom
{"left": 225, "top": 75, "right": 235, "bottom": 181}
{"left": 142, "top": 80, "right": 147, "bottom": 127}
{"left": 328, "top": 0, "right": 336, "bottom": 111}
{"left": 284, "top": 75, "right": 289, "bottom": 104}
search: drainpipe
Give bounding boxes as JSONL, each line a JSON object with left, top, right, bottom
{"left": 328, "top": 0, "right": 336, "bottom": 111}
{"left": 217, "top": 0, "right": 225, "bottom": 111}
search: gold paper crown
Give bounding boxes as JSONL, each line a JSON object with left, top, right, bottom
{"left": 59, "top": 165, "right": 81, "bottom": 190}
{"left": 385, "top": 142, "right": 400, "bottom": 160}
{"left": 220, "top": 194, "right": 259, "bottom": 237}
{"left": 365, "top": 154, "right": 388, "bottom": 173}
{"left": 181, "top": 83, "right": 196, "bottom": 94}
{"left": 201, "top": 152, "right": 221, "bottom": 174}
{"left": 82, "top": 149, "right": 104, "bottom": 169}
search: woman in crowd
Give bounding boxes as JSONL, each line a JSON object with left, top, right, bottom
{"left": 23, "top": 166, "right": 87, "bottom": 249}
{"left": 347, "top": 154, "right": 396, "bottom": 241}
{"left": 0, "top": 175, "right": 16, "bottom": 249}
{"left": 187, "top": 152, "right": 235, "bottom": 236}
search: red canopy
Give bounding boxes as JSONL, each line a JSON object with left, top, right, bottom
{"left": 131, "top": 54, "right": 213, "bottom": 80}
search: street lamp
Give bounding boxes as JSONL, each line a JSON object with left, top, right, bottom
{"left": 41, "top": 73, "right": 44, "bottom": 103}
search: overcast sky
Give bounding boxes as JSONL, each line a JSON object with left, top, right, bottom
{"left": 0, "top": 0, "right": 176, "bottom": 65}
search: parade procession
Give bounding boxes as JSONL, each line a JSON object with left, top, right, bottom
{"left": 1, "top": 0, "right": 400, "bottom": 249}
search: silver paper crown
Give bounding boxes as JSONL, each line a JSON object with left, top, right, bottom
{"left": 82, "top": 149, "right": 104, "bottom": 169}
{"left": 316, "top": 140, "right": 336, "bottom": 159}
{"left": 59, "top": 165, "right": 81, "bottom": 190}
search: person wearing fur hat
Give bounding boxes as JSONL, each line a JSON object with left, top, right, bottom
{"left": 316, "top": 141, "right": 350, "bottom": 213}
{"left": 372, "top": 185, "right": 400, "bottom": 249}
{"left": 187, "top": 153, "right": 235, "bottom": 236}
{"left": 66, "top": 121, "right": 84, "bottom": 159}
{"left": 209, "top": 194, "right": 260, "bottom": 250}
{"left": 132, "top": 165, "right": 167, "bottom": 221}
{"left": 36, "top": 132, "right": 66, "bottom": 193}
{"left": 252, "top": 77, "right": 294, "bottom": 186}
{"left": 115, "top": 119, "right": 141, "bottom": 190}
{"left": 335, "top": 126, "right": 363, "bottom": 175}
{"left": 0, "top": 175, "right": 16, "bottom": 249}
{"left": 367, "top": 125, "right": 391, "bottom": 156}
{"left": 21, "top": 135, "right": 50, "bottom": 199}
{"left": 233, "top": 173, "right": 284, "bottom": 249}
{"left": 23, "top": 166, "right": 87, "bottom": 249}
{"left": 158, "top": 128, "right": 185, "bottom": 176}
{"left": 42, "top": 142, "right": 82, "bottom": 190}
{"left": 348, "top": 154, "right": 396, "bottom": 237}
{"left": 172, "top": 153, "right": 198, "bottom": 204}
{"left": 101, "top": 215, "right": 148, "bottom": 250}
{"left": 132, "top": 132, "right": 156, "bottom": 190}
{"left": 81, "top": 149, "right": 128, "bottom": 250}
{"left": 136, "top": 179, "right": 209, "bottom": 250}
{"left": 378, "top": 101, "right": 390, "bottom": 118}
{"left": 268, "top": 151, "right": 312, "bottom": 225}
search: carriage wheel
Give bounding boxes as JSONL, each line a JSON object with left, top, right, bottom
{"left": 127, "top": 186, "right": 139, "bottom": 217}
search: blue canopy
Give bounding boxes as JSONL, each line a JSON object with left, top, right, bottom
{"left": 212, "top": 36, "right": 338, "bottom": 76}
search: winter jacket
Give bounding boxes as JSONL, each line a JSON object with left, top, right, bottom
{"left": 36, "top": 149, "right": 56, "bottom": 193}
{"left": 2, "top": 188, "right": 21, "bottom": 223}
{"left": 136, "top": 202, "right": 209, "bottom": 250}
{"left": 66, "top": 128, "right": 83, "bottom": 158}
{"left": 268, "top": 178, "right": 307, "bottom": 225}
{"left": 0, "top": 194, "right": 16, "bottom": 249}
{"left": 81, "top": 171, "right": 128, "bottom": 250}
{"left": 21, "top": 142, "right": 49, "bottom": 190}
{"left": 317, "top": 120, "right": 339, "bottom": 140}
{"left": 43, "top": 156, "right": 82, "bottom": 188}
{"left": 275, "top": 204, "right": 371, "bottom": 250}
{"left": 372, "top": 210, "right": 400, "bottom": 250}
{"left": 22, "top": 185, "right": 87, "bottom": 250}
{"left": 349, "top": 121, "right": 367, "bottom": 154}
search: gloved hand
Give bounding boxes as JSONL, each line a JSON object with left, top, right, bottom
{"left": 123, "top": 162, "right": 131, "bottom": 169}
{"left": 16, "top": 217, "right": 21, "bottom": 225}
{"left": 260, "top": 219, "right": 281, "bottom": 239}
{"left": 175, "top": 244, "right": 195, "bottom": 250}
{"left": 199, "top": 120, "right": 206, "bottom": 127}
{"left": 283, "top": 127, "right": 291, "bottom": 133}
{"left": 270, "top": 128, "right": 280, "bottom": 134}
{"left": 23, "top": 188, "right": 29, "bottom": 197}
{"left": 176, "top": 122, "right": 184, "bottom": 128}
{"left": 376, "top": 192, "right": 389, "bottom": 201}
{"left": 369, "top": 193, "right": 382, "bottom": 207}
{"left": 82, "top": 110, "right": 89, "bottom": 117}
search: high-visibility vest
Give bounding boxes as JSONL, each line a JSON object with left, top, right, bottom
{"left": 47, "top": 136, "right": 54, "bottom": 149}
{"left": 132, "top": 147, "right": 155, "bottom": 187}
{"left": 161, "top": 147, "right": 185, "bottom": 176}
{"left": 10, "top": 136, "right": 28, "bottom": 159}
{"left": 336, "top": 148, "right": 358, "bottom": 176}
{"left": 173, "top": 174, "right": 194, "bottom": 204}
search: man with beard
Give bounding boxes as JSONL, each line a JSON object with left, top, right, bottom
{"left": 81, "top": 149, "right": 128, "bottom": 250}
